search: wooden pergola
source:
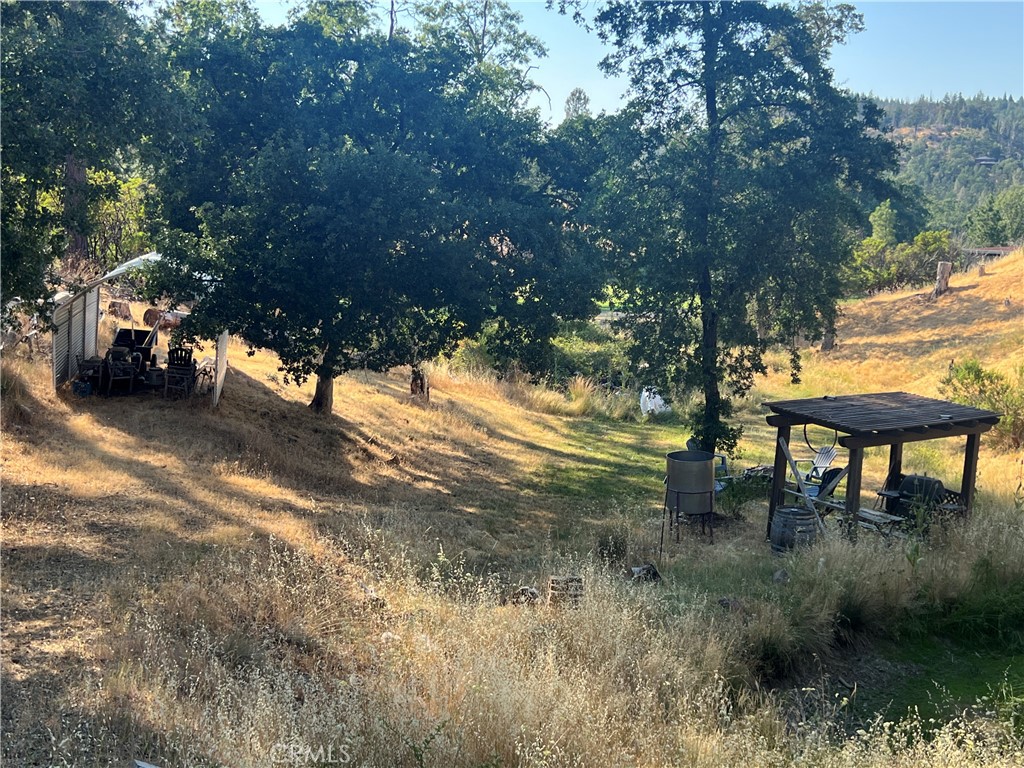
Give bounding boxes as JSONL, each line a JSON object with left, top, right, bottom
{"left": 764, "top": 392, "right": 1001, "bottom": 537}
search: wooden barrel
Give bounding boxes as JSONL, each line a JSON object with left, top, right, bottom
{"left": 770, "top": 506, "right": 818, "bottom": 554}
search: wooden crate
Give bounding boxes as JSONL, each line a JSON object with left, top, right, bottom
{"left": 547, "top": 575, "right": 584, "bottom": 607}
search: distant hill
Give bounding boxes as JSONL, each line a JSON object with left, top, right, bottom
{"left": 869, "top": 95, "right": 1024, "bottom": 232}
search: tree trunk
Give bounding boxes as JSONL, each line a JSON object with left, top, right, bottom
{"left": 308, "top": 363, "right": 335, "bottom": 414}
{"left": 63, "top": 155, "right": 88, "bottom": 269}
{"left": 698, "top": 267, "right": 722, "bottom": 456}
{"left": 696, "top": 2, "right": 723, "bottom": 456}
{"left": 410, "top": 365, "right": 429, "bottom": 402}
{"left": 755, "top": 299, "right": 770, "bottom": 341}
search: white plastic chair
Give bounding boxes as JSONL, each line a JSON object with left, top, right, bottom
{"left": 795, "top": 445, "right": 837, "bottom": 482}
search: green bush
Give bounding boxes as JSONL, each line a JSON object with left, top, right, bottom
{"left": 848, "top": 229, "right": 957, "bottom": 293}
{"left": 940, "top": 359, "right": 1024, "bottom": 450}
{"left": 549, "top": 320, "right": 632, "bottom": 389}
{"left": 715, "top": 474, "right": 769, "bottom": 518}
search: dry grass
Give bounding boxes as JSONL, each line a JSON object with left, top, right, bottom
{"left": 0, "top": 358, "right": 36, "bottom": 429}
{"left": 428, "top": 363, "right": 643, "bottom": 422}
{"left": 20, "top": 539, "right": 1024, "bottom": 767}
{"left": 738, "top": 250, "right": 1024, "bottom": 479}
{"left": 2, "top": 255, "right": 1023, "bottom": 766}
{"left": 758, "top": 249, "right": 1024, "bottom": 398}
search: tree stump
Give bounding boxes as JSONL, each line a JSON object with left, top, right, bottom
{"left": 410, "top": 366, "right": 429, "bottom": 402}
{"left": 820, "top": 328, "right": 836, "bottom": 352}
{"left": 932, "top": 261, "right": 953, "bottom": 298}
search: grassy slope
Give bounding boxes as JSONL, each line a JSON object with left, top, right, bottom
{"left": 2, "top": 251, "right": 1022, "bottom": 766}
{"left": 744, "top": 251, "right": 1023, "bottom": 489}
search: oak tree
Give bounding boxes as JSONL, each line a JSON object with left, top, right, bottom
{"left": 151, "top": 3, "right": 602, "bottom": 413}
{"left": 566, "top": 0, "right": 898, "bottom": 452}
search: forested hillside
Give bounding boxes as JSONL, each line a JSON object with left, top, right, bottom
{"left": 873, "top": 95, "right": 1024, "bottom": 234}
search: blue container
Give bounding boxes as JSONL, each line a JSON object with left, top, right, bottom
{"left": 72, "top": 380, "right": 93, "bottom": 397}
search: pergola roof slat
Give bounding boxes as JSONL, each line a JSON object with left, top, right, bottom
{"left": 764, "top": 392, "right": 1000, "bottom": 435}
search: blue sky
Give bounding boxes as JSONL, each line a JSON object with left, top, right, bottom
{"left": 254, "top": 1, "right": 1024, "bottom": 124}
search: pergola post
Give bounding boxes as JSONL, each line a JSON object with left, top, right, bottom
{"left": 961, "top": 433, "right": 981, "bottom": 516}
{"left": 767, "top": 421, "right": 792, "bottom": 539}
{"left": 886, "top": 443, "right": 904, "bottom": 493}
{"left": 844, "top": 447, "right": 864, "bottom": 541}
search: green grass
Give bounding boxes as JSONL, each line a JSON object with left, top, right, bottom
{"left": 856, "top": 636, "right": 1024, "bottom": 729}
{"left": 530, "top": 417, "right": 684, "bottom": 500}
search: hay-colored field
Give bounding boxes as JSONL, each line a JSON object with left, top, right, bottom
{"left": 2, "top": 251, "right": 1022, "bottom": 766}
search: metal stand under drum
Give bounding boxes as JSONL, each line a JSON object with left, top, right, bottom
{"left": 663, "top": 487, "right": 715, "bottom": 545}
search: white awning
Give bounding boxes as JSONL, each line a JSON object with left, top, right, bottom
{"left": 79, "top": 251, "right": 162, "bottom": 295}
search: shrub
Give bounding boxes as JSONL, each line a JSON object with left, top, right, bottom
{"left": 549, "top": 320, "right": 632, "bottom": 389}
{"left": 715, "top": 475, "right": 770, "bottom": 518}
{"left": 940, "top": 359, "right": 1024, "bottom": 449}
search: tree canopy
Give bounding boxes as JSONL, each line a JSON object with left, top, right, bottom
{"left": 149, "top": 0, "right": 602, "bottom": 413}
{"left": 1, "top": 0, "right": 171, "bottom": 317}
{"left": 5, "top": 0, "right": 980, "bottom": 439}
{"left": 561, "top": 0, "right": 898, "bottom": 451}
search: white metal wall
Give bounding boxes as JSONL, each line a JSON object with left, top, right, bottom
{"left": 51, "top": 287, "right": 99, "bottom": 388}
{"left": 84, "top": 289, "right": 99, "bottom": 359}
{"left": 52, "top": 302, "right": 70, "bottom": 389}
{"left": 213, "top": 330, "right": 229, "bottom": 407}
{"left": 68, "top": 296, "right": 85, "bottom": 380}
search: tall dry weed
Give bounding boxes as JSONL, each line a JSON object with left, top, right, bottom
{"left": 53, "top": 528, "right": 1017, "bottom": 767}
{"left": 425, "top": 359, "right": 507, "bottom": 403}
{"left": 430, "top": 360, "right": 643, "bottom": 421}
{"left": 0, "top": 358, "right": 34, "bottom": 427}
{"left": 6, "top": 478, "right": 1018, "bottom": 768}
{"left": 565, "top": 375, "right": 598, "bottom": 416}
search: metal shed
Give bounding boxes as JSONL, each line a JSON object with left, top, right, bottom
{"left": 764, "top": 392, "right": 1001, "bottom": 536}
{"left": 51, "top": 252, "right": 230, "bottom": 406}
{"left": 52, "top": 253, "right": 162, "bottom": 390}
